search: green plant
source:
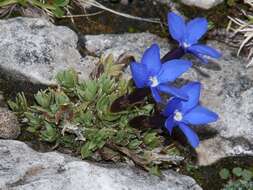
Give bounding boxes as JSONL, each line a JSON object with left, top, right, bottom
{"left": 226, "top": 0, "right": 239, "bottom": 6}
{"left": 0, "top": 0, "right": 70, "bottom": 18}
{"left": 9, "top": 55, "right": 183, "bottom": 173}
{"left": 219, "top": 167, "right": 253, "bottom": 190}
{"left": 7, "top": 92, "right": 28, "bottom": 113}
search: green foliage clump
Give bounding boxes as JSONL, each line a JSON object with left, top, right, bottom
{"left": 0, "top": 0, "right": 70, "bottom": 18}
{"left": 219, "top": 167, "right": 253, "bottom": 190}
{"left": 8, "top": 55, "right": 183, "bottom": 174}
{"left": 226, "top": 0, "right": 239, "bottom": 7}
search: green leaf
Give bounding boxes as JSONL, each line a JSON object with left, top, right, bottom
{"left": 76, "top": 80, "right": 97, "bottom": 102}
{"left": 0, "top": 0, "right": 19, "bottom": 7}
{"left": 55, "top": 91, "right": 70, "bottom": 106}
{"left": 56, "top": 69, "right": 78, "bottom": 89}
{"left": 52, "top": 6, "right": 65, "bottom": 18}
{"left": 17, "top": 0, "right": 27, "bottom": 6}
{"left": 75, "top": 110, "right": 93, "bottom": 127}
{"left": 26, "top": 126, "right": 37, "bottom": 133}
{"left": 241, "top": 169, "right": 253, "bottom": 181}
{"left": 227, "top": 0, "right": 238, "bottom": 6}
{"left": 40, "top": 122, "right": 58, "bottom": 142}
{"left": 81, "top": 142, "right": 93, "bottom": 159}
{"left": 219, "top": 168, "right": 231, "bottom": 180}
{"left": 128, "top": 139, "right": 142, "bottom": 150}
{"left": 8, "top": 92, "right": 28, "bottom": 113}
{"left": 113, "top": 130, "right": 130, "bottom": 146}
{"left": 98, "top": 74, "right": 115, "bottom": 94}
{"left": 102, "top": 54, "right": 124, "bottom": 77}
{"left": 34, "top": 90, "right": 53, "bottom": 108}
{"left": 96, "top": 95, "right": 110, "bottom": 117}
{"left": 24, "top": 112, "right": 41, "bottom": 127}
{"left": 232, "top": 167, "right": 243, "bottom": 177}
{"left": 53, "top": 0, "right": 69, "bottom": 7}
{"left": 81, "top": 128, "right": 115, "bottom": 158}
{"left": 148, "top": 165, "right": 161, "bottom": 176}
{"left": 143, "top": 131, "right": 161, "bottom": 149}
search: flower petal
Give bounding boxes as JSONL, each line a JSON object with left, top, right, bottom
{"left": 178, "top": 122, "right": 199, "bottom": 148}
{"left": 183, "top": 105, "right": 219, "bottom": 125}
{"left": 157, "top": 59, "right": 192, "bottom": 83}
{"left": 141, "top": 44, "right": 161, "bottom": 75}
{"left": 158, "top": 84, "right": 188, "bottom": 100}
{"left": 162, "top": 97, "right": 181, "bottom": 117}
{"left": 180, "top": 82, "right": 201, "bottom": 113}
{"left": 185, "top": 18, "right": 208, "bottom": 45}
{"left": 130, "top": 62, "right": 148, "bottom": 88}
{"left": 188, "top": 44, "right": 222, "bottom": 59}
{"left": 167, "top": 12, "right": 186, "bottom": 43}
{"left": 151, "top": 87, "right": 162, "bottom": 103}
{"left": 165, "top": 116, "right": 175, "bottom": 135}
{"left": 189, "top": 51, "right": 209, "bottom": 64}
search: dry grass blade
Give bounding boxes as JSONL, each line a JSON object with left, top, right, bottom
{"left": 244, "top": 0, "right": 253, "bottom": 6}
{"left": 227, "top": 3, "right": 253, "bottom": 68}
{"left": 238, "top": 32, "right": 253, "bottom": 55}
{"left": 78, "top": 0, "right": 161, "bottom": 24}
{"left": 107, "top": 142, "right": 150, "bottom": 171}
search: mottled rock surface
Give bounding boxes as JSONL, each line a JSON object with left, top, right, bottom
{"left": 84, "top": 33, "right": 253, "bottom": 165}
{"left": 0, "top": 140, "right": 202, "bottom": 190}
{"left": 185, "top": 41, "right": 253, "bottom": 165}
{"left": 85, "top": 33, "right": 171, "bottom": 60}
{"left": 0, "top": 107, "right": 20, "bottom": 139}
{"left": 180, "top": 0, "right": 224, "bottom": 9}
{"left": 0, "top": 17, "right": 97, "bottom": 85}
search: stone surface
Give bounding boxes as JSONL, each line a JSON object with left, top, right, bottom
{"left": 0, "top": 107, "right": 20, "bottom": 139}
{"left": 177, "top": 41, "right": 253, "bottom": 165}
{"left": 187, "top": 41, "right": 253, "bottom": 165}
{"left": 0, "top": 17, "right": 97, "bottom": 85}
{"left": 85, "top": 33, "right": 171, "bottom": 61}
{"left": 0, "top": 140, "right": 202, "bottom": 190}
{"left": 84, "top": 33, "right": 253, "bottom": 165}
{"left": 180, "top": 0, "right": 224, "bottom": 9}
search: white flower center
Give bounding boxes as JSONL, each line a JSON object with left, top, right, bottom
{"left": 149, "top": 76, "right": 159, "bottom": 87}
{"left": 174, "top": 110, "right": 183, "bottom": 121}
{"left": 202, "top": 55, "right": 211, "bottom": 59}
{"left": 183, "top": 42, "right": 190, "bottom": 48}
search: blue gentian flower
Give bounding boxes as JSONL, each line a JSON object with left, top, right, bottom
{"left": 167, "top": 12, "right": 221, "bottom": 63}
{"left": 162, "top": 82, "right": 218, "bottom": 148}
{"left": 130, "top": 44, "right": 192, "bottom": 103}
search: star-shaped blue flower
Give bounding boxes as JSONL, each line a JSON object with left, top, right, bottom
{"left": 167, "top": 12, "right": 221, "bottom": 63}
{"left": 162, "top": 82, "right": 218, "bottom": 148}
{"left": 130, "top": 44, "right": 192, "bottom": 103}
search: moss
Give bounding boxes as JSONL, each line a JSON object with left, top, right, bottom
{"left": 181, "top": 156, "right": 253, "bottom": 190}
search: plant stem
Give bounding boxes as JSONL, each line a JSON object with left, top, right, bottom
{"left": 107, "top": 142, "right": 149, "bottom": 171}
{"left": 161, "top": 47, "right": 185, "bottom": 63}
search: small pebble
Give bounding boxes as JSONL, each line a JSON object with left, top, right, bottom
{"left": 0, "top": 107, "right": 21, "bottom": 139}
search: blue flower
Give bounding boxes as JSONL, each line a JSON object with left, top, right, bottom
{"left": 167, "top": 12, "right": 221, "bottom": 63}
{"left": 130, "top": 44, "right": 192, "bottom": 103}
{"left": 162, "top": 82, "right": 218, "bottom": 148}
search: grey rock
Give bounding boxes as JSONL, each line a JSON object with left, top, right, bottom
{"left": 0, "top": 17, "right": 97, "bottom": 86}
{"left": 0, "top": 140, "right": 202, "bottom": 190}
{"left": 85, "top": 33, "right": 171, "bottom": 60}
{"left": 0, "top": 107, "right": 20, "bottom": 139}
{"left": 180, "top": 0, "right": 224, "bottom": 9}
{"left": 184, "top": 41, "right": 253, "bottom": 165}
{"left": 84, "top": 33, "right": 253, "bottom": 165}
{"left": 84, "top": 33, "right": 171, "bottom": 80}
